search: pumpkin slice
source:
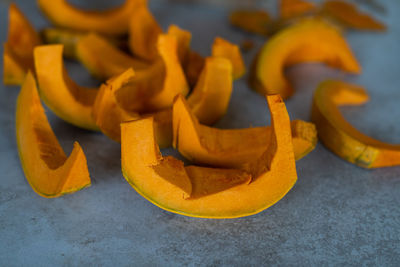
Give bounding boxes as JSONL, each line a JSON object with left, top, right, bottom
{"left": 229, "top": 10, "right": 271, "bottom": 36}
{"left": 16, "top": 72, "right": 91, "bottom": 197}
{"left": 312, "top": 80, "right": 400, "bottom": 168}
{"left": 184, "top": 50, "right": 206, "bottom": 87}
{"left": 128, "top": 0, "right": 162, "bottom": 61}
{"left": 114, "top": 34, "right": 189, "bottom": 112}
{"left": 3, "top": 4, "right": 40, "bottom": 85}
{"left": 187, "top": 57, "right": 233, "bottom": 125}
{"left": 322, "top": 0, "right": 386, "bottom": 31}
{"left": 212, "top": 37, "right": 246, "bottom": 79}
{"left": 251, "top": 18, "right": 361, "bottom": 99}
{"left": 167, "top": 25, "right": 192, "bottom": 64}
{"left": 121, "top": 94, "right": 297, "bottom": 218}
{"left": 76, "top": 33, "right": 149, "bottom": 80}
{"left": 173, "top": 95, "right": 316, "bottom": 168}
{"left": 34, "top": 45, "right": 98, "bottom": 131}
{"left": 280, "top": 0, "right": 316, "bottom": 19}
{"left": 92, "top": 68, "right": 172, "bottom": 147}
{"left": 37, "top": 0, "right": 141, "bottom": 35}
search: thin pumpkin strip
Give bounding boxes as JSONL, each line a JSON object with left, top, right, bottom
{"left": 173, "top": 95, "right": 316, "bottom": 168}
{"left": 229, "top": 10, "right": 271, "bottom": 36}
{"left": 212, "top": 37, "right": 246, "bottom": 79}
{"left": 312, "top": 80, "right": 400, "bottom": 168}
{"left": 3, "top": 4, "right": 41, "bottom": 85}
{"left": 251, "top": 17, "right": 361, "bottom": 99}
{"left": 37, "top": 0, "right": 142, "bottom": 35}
{"left": 322, "top": 0, "right": 386, "bottom": 31}
{"left": 16, "top": 72, "right": 91, "bottom": 198}
{"left": 76, "top": 33, "right": 149, "bottom": 80}
{"left": 280, "top": 0, "right": 316, "bottom": 19}
{"left": 34, "top": 45, "right": 99, "bottom": 131}
{"left": 121, "top": 94, "right": 297, "bottom": 218}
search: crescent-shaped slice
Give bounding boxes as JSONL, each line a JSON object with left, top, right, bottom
{"left": 312, "top": 80, "right": 400, "bottom": 168}
{"left": 34, "top": 45, "right": 99, "bottom": 131}
{"left": 211, "top": 37, "right": 246, "bottom": 79}
{"left": 16, "top": 72, "right": 91, "bottom": 197}
{"left": 37, "top": 0, "right": 140, "bottom": 35}
{"left": 76, "top": 33, "right": 149, "bottom": 80}
{"left": 251, "top": 18, "right": 361, "bottom": 99}
{"left": 3, "top": 4, "right": 40, "bottom": 85}
{"left": 121, "top": 94, "right": 297, "bottom": 218}
{"left": 173, "top": 95, "right": 317, "bottom": 168}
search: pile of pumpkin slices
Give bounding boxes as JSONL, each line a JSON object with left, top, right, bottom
{"left": 4, "top": 0, "right": 398, "bottom": 219}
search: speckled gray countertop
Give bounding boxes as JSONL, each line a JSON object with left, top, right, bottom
{"left": 1, "top": 0, "right": 399, "bottom": 265}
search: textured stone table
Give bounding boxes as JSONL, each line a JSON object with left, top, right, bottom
{"left": 1, "top": 0, "right": 399, "bottom": 265}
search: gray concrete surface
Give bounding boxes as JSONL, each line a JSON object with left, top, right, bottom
{"left": 0, "top": 0, "right": 399, "bottom": 265}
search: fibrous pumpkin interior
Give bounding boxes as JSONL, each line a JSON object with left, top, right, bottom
{"left": 252, "top": 17, "right": 361, "bottom": 99}
{"left": 187, "top": 57, "right": 233, "bottom": 125}
{"left": 3, "top": 4, "right": 40, "bottom": 85}
{"left": 16, "top": 72, "right": 91, "bottom": 198}
{"left": 173, "top": 95, "right": 317, "bottom": 168}
{"left": 37, "top": 0, "right": 141, "bottom": 35}
{"left": 76, "top": 33, "right": 149, "bottom": 80}
{"left": 34, "top": 44, "right": 99, "bottom": 131}
{"left": 121, "top": 94, "right": 298, "bottom": 218}
{"left": 114, "top": 34, "right": 189, "bottom": 112}
{"left": 312, "top": 80, "right": 400, "bottom": 168}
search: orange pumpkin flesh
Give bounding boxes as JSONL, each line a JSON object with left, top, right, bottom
{"left": 312, "top": 80, "right": 400, "bottom": 168}
{"left": 121, "top": 94, "right": 297, "bottom": 218}
{"left": 280, "top": 0, "right": 316, "bottom": 19}
{"left": 173, "top": 95, "right": 316, "bottom": 168}
{"left": 114, "top": 34, "right": 189, "bottom": 112}
{"left": 34, "top": 45, "right": 99, "bottom": 131}
{"left": 187, "top": 57, "right": 233, "bottom": 125}
{"left": 212, "top": 37, "right": 246, "bottom": 79}
{"left": 37, "top": 0, "right": 140, "bottom": 35}
{"left": 252, "top": 18, "right": 361, "bottom": 99}
{"left": 184, "top": 50, "right": 205, "bottom": 87}
{"left": 76, "top": 33, "right": 149, "bottom": 80}
{"left": 16, "top": 72, "right": 91, "bottom": 197}
{"left": 3, "top": 4, "right": 40, "bottom": 85}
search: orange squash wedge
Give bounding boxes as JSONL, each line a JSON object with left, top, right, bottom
{"left": 280, "top": 0, "right": 316, "bottom": 19}
{"left": 121, "top": 94, "right": 297, "bottom": 218}
{"left": 3, "top": 4, "right": 41, "bottom": 85}
{"left": 128, "top": 0, "right": 162, "bottom": 61}
{"left": 184, "top": 50, "right": 206, "bottom": 87}
{"left": 37, "top": 0, "right": 141, "bottom": 35}
{"left": 34, "top": 45, "right": 99, "bottom": 131}
{"left": 167, "top": 25, "right": 192, "bottom": 64}
{"left": 173, "top": 95, "right": 316, "bottom": 168}
{"left": 114, "top": 34, "right": 189, "bottom": 112}
{"left": 251, "top": 18, "right": 361, "bottom": 99}
{"left": 76, "top": 33, "right": 149, "bottom": 80}
{"left": 229, "top": 10, "right": 271, "bottom": 36}
{"left": 16, "top": 72, "right": 91, "bottom": 197}
{"left": 312, "top": 80, "right": 400, "bottom": 168}
{"left": 92, "top": 68, "right": 172, "bottom": 147}
{"left": 212, "top": 37, "right": 246, "bottom": 79}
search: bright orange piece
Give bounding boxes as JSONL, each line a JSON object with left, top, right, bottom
{"left": 34, "top": 45, "right": 99, "bottom": 131}
{"left": 322, "top": 0, "right": 386, "bottom": 31}
{"left": 280, "top": 0, "right": 316, "bottom": 19}
{"left": 37, "top": 0, "right": 142, "bottom": 35}
{"left": 3, "top": 4, "right": 40, "bottom": 85}
{"left": 312, "top": 80, "right": 400, "bottom": 168}
{"left": 121, "top": 94, "right": 297, "bottom": 218}
{"left": 173, "top": 95, "right": 317, "bottom": 168}
{"left": 212, "top": 37, "right": 246, "bottom": 79}
{"left": 16, "top": 72, "right": 91, "bottom": 197}
{"left": 252, "top": 18, "right": 361, "bottom": 99}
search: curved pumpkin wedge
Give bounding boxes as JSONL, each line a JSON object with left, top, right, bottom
{"left": 322, "top": 0, "right": 386, "bottom": 31}
{"left": 128, "top": 0, "right": 162, "bottom": 61}
{"left": 34, "top": 45, "right": 99, "bottom": 131}
{"left": 280, "top": 0, "right": 316, "bottom": 19}
{"left": 251, "top": 18, "right": 361, "bottom": 99}
{"left": 3, "top": 4, "right": 40, "bottom": 85}
{"left": 167, "top": 25, "right": 192, "bottom": 63}
{"left": 183, "top": 50, "right": 206, "bottom": 87}
{"left": 187, "top": 57, "right": 233, "bottom": 125}
{"left": 229, "top": 10, "right": 271, "bottom": 36}
{"left": 76, "top": 33, "right": 149, "bottom": 80}
{"left": 173, "top": 95, "right": 316, "bottom": 168}
{"left": 212, "top": 37, "right": 246, "bottom": 79}
{"left": 16, "top": 72, "right": 91, "bottom": 197}
{"left": 114, "top": 34, "right": 189, "bottom": 112}
{"left": 37, "top": 0, "right": 141, "bottom": 35}
{"left": 312, "top": 80, "right": 400, "bottom": 168}
{"left": 121, "top": 94, "right": 297, "bottom": 218}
